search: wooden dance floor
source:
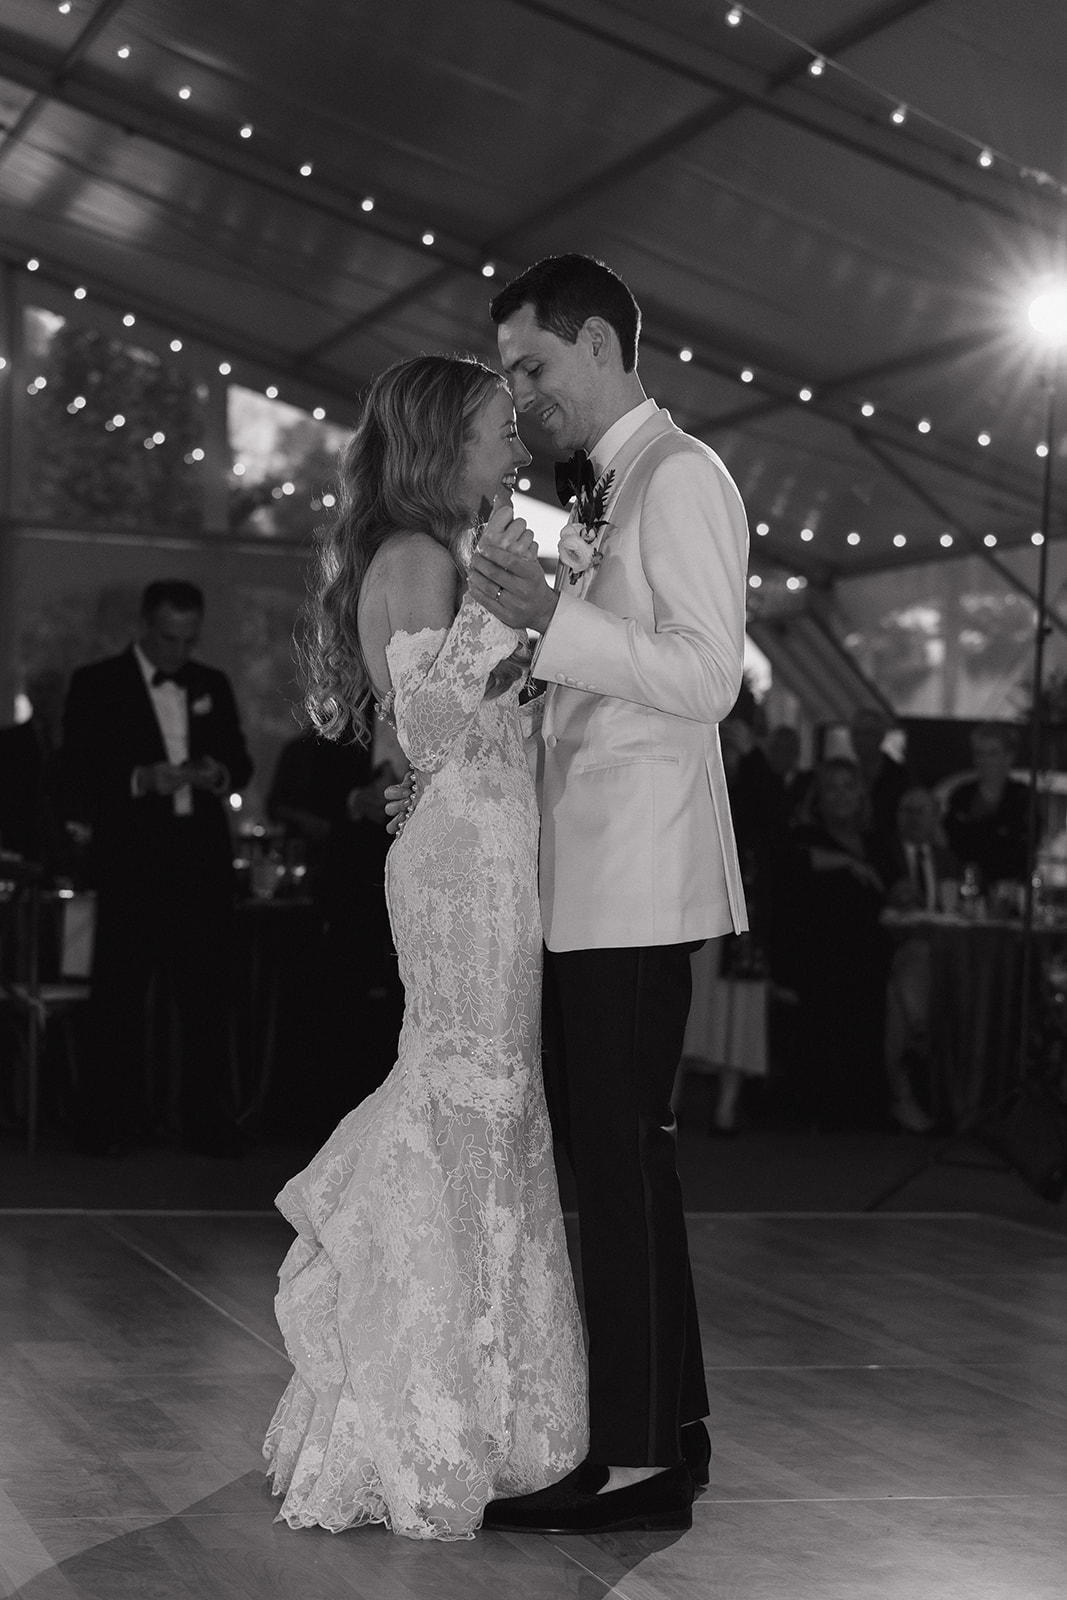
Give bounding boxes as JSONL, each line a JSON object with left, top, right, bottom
{"left": 1, "top": 1209, "right": 1065, "bottom": 1599}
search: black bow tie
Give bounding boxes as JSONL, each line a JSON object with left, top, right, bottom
{"left": 554, "top": 450, "right": 597, "bottom": 508}
{"left": 151, "top": 666, "right": 190, "bottom": 688}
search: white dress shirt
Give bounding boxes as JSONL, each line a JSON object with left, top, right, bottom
{"left": 133, "top": 643, "right": 192, "bottom": 815}
{"left": 590, "top": 397, "right": 658, "bottom": 480}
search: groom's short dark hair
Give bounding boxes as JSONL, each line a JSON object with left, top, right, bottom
{"left": 489, "top": 254, "right": 641, "bottom": 373}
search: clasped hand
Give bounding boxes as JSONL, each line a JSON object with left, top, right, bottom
{"left": 469, "top": 499, "right": 557, "bottom": 634}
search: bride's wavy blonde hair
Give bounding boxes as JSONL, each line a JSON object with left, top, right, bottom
{"left": 304, "top": 353, "right": 525, "bottom": 743}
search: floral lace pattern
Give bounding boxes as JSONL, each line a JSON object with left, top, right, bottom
{"left": 264, "top": 596, "right": 587, "bottom": 1540}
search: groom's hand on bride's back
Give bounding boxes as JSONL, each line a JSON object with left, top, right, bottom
{"left": 384, "top": 770, "right": 416, "bottom": 837}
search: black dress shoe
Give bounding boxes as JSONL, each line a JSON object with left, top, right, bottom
{"left": 681, "top": 1419, "right": 711, "bottom": 1490}
{"left": 481, "top": 1461, "right": 693, "bottom": 1534}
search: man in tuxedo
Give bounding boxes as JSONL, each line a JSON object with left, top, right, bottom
{"left": 468, "top": 254, "right": 749, "bottom": 1533}
{"left": 61, "top": 580, "right": 253, "bottom": 1155}
{"left": 0, "top": 666, "right": 68, "bottom": 872}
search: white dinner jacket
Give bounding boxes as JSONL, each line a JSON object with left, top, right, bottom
{"left": 532, "top": 405, "right": 749, "bottom": 952}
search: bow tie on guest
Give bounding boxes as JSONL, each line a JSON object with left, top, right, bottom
{"left": 554, "top": 449, "right": 598, "bottom": 508}
{"left": 151, "top": 666, "right": 190, "bottom": 688}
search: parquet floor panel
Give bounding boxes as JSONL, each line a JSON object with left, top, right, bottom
{"left": 1, "top": 1210, "right": 1064, "bottom": 1599}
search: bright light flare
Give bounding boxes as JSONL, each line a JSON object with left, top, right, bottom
{"left": 1028, "top": 283, "right": 1067, "bottom": 343}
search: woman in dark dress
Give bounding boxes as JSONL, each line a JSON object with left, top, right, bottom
{"left": 771, "top": 757, "right": 890, "bottom": 1130}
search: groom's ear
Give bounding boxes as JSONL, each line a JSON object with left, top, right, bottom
{"left": 583, "top": 316, "right": 614, "bottom": 364}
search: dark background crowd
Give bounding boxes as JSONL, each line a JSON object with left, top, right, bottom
{"left": 0, "top": 582, "right": 1040, "bottom": 1156}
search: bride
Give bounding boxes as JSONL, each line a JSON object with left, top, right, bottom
{"left": 263, "top": 354, "right": 588, "bottom": 1540}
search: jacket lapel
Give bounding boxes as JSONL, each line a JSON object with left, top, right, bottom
{"left": 570, "top": 408, "right": 675, "bottom": 599}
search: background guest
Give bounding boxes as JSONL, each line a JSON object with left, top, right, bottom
{"left": 737, "top": 723, "right": 812, "bottom": 844}
{"left": 770, "top": 757, "right": 890, "bottom": 1130}
{"left": 266, "top": 722, "right": 406, "bottom": 1130}
{"left": 943, "top": 722, "right": 1031, "bottom": 895}
{"left": 0, "top": 666, "right": 70, "bottom": 874}
{"left": 881, "top": 787, "right": 960, "bottom": 1133}
{"left": 849, "top": 705, "right": 912, "bottom": 838}
{"left": 61, "top": 579, "right": 252, "bottom": 1156}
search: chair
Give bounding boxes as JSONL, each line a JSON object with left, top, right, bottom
{"left": 0, "top": 863, "right": 91, "bottom": 1154}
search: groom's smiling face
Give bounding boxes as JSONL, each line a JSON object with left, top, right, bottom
{"left": 497, "top": 303, "right": 602, "bottom": 456}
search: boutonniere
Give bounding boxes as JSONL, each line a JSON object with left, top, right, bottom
{"left": 559, "top": 469, "right": 615, "bottom": 585}
{"left": 190, "top": 693, "right": 213, "bottom": 716}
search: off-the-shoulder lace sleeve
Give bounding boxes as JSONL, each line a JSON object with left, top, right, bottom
{"left": 384, "top": 594, "right": 522, "bottom": 774}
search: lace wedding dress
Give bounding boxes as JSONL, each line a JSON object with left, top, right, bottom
{"left": 264, "top": 596, "right": 587, "bottom": 1540}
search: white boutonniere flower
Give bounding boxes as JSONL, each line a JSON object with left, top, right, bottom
{"left": 558, "top": 467, "right": 616, "bottom": 585}
{"left": 190, "top": 693, "right": 213, "bottom": 716}
{"left": 558, "top": 523, "right": 597, "bottom": 574}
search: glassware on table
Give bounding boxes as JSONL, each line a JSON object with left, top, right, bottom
{"left": 959, "top": 863, "right": 985, "bottom": 920}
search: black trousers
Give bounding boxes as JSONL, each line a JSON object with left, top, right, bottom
{"left": 542, "top": 941, "right": 709, "bottom": 1465}
{"left": 82, "top": 840, "right": 235, "bottom": 1144}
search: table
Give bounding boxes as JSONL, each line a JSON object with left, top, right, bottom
{"left": 881, "top": 912, "right": 1067, "bottom": 1128}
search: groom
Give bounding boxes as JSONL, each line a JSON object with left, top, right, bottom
{"left": 468, "top": 253, "right": 749, "bottom": 1533}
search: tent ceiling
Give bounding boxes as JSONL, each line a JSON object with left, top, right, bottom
{"left": 2, "top": 0, "right": 1067, "bottom": 583}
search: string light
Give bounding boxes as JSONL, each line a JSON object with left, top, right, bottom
{"left": 265, "top": 385, "right": 279, "bottom": 399}
{"left": 361, "top": 196, "right": 374, "bottom": 212}
{"left": 1037, "top": 442, "right": 1050, "bottom": 457}
{"left": 800, "top": 527, "right": 814, "bottom": 541}
{"left": 73, "top": 286, "right": 86, "bottom": 300}
{"left": 117, "top": 45, "right": 130, "bottom": 59}
{"left": 939, "top": 533, "right": 954, "bottom": 547}
{"left": 178, "top": 86, "right": 191, "bottom": 100}
{"left": 917, "top": 418, "right": 931, "bottom": 433}
{"left": 169, "top": 338, "right": 182, "bottom": 352}
{"left": 984, "top": 534, "right": 997, "bottom": 547}
{"left": 57, "top": 2, "right": 71, "bottom": 12}
{"left": 218, "top": 361, "right": 231, "bottom": 375}
{"left": 299, "top": 163, "right": 313, "bottom": 177}
{"left": 748, "top": 573, "right": 762, "bottom": 587}
{"left": 755, "top": 522, "right": 769, "bottom": 536}
{"left": 481, "top": 262, "right": 496, "bottom": 278}
{"left": 798, "top": 387, "right": 812, "bottom": 402}
{"left": 740, "top": 368, "right": 754, "bottom": 383}
{"left": 808, "top": 57, "right": 826, "bottom": 77}
{"left": 1032, "top": 531, "right": 1045, "bottom": 545}
{"left": 725, "top": 6, "right": 742, "bottom": 25}
{"left": 123, "top": 313, "right": 135, "bottom": 326}
{"left": 233, "top": 462, "right": 246, "bottom": 476}
{"left": 27, "top": 258, "right": 39, "bottom": 271}
{"left": 240, "top": 124, "right": 253, "bottom": 139}
{"left": 860, "top": 402, "right": 875, "bottom": 417}
{"left": 679, "top": 347, "right": 693, "bottom": 362}
{"left": 978, "top": 148, "right": 993, "bottom": 168}
{"left": 890, "top": 105, "right": 907, "bottom": 125}
{"left": 518, "top": 477, "right": 531, "bottom": 492}
{"left": 0, "top": 357, "right": 6, "bottom": 370}
{"left": 977, "top": 431, "right": 991, "bottom": 446}
{"left": 893, "top": 534, "right": 907, "bottom": 547}
{"left": 847, "top": 532, "right": 861, "bottom": 545}
{"left": 312, "top": 406, "right": 326, "bottom": 420}
{"left": 421, "top": 231, "right": 435, "bottom": 246}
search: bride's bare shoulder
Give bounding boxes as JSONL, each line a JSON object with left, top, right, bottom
{"left": 364, "top": 531, "right": 458, "bottom": 634}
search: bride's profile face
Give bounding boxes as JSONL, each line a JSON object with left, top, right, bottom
{"left": 460, "top": 385, "right": 531, "bottom": 518}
